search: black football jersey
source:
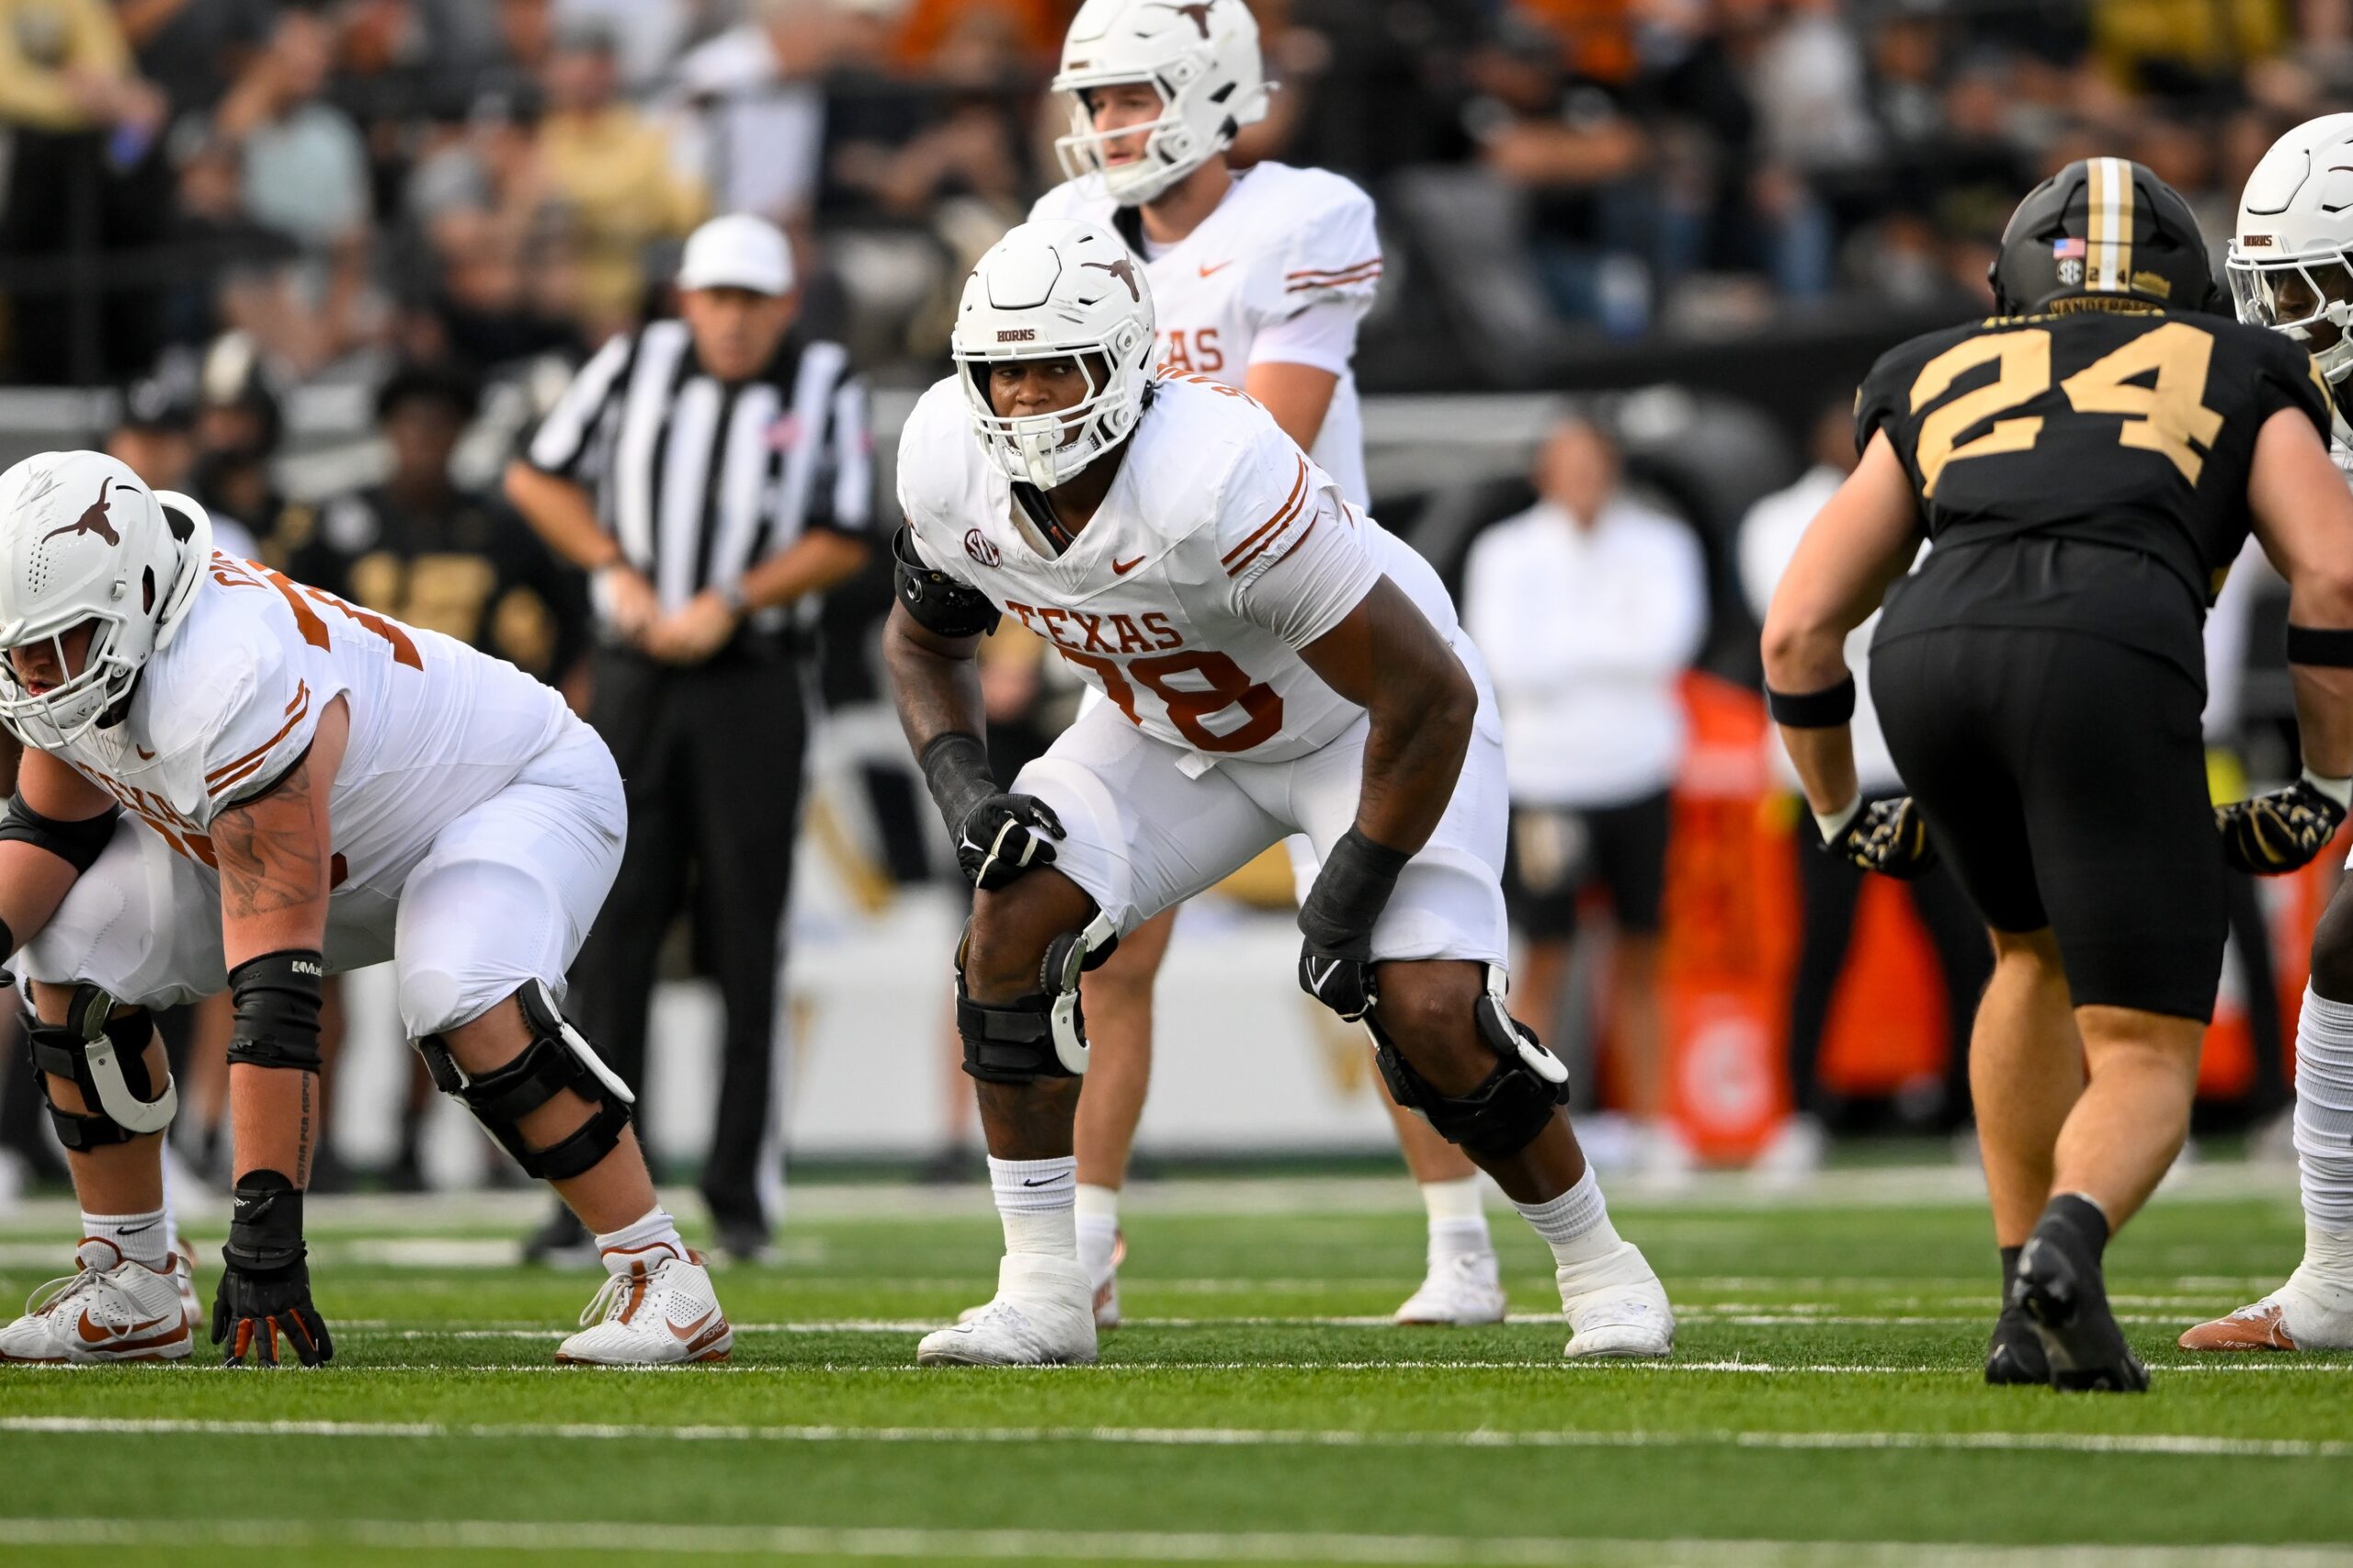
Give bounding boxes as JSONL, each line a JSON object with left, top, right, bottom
{"left": 1858, "top": 307, "right": 2329, "bottom": 675}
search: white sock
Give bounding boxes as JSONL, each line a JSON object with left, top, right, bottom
{"left": 1420, "top": 1176, "right": 1493, "bottom": 1261}
{"left": 592, "top": 1206, "right": 686, "bottom": 1272}
{"left": 990, "top": 1155, "right": 1076, "bottom": 1258}
{"left": 83, "top": 1208, "right": 170, "bottom": 1270}
{"left": 2292, "top": 986, "right": 2353, "bottom": 1233}
{"left": 1074, "top": 1182, "right": 1120, "bottom": 1274}
{"left": 1512, "top": 1167, "right": 1622, "bottom": 1272}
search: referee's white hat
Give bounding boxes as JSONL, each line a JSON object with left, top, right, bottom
{"left": 677, "top": 213, "right": 794, "bottom": 296}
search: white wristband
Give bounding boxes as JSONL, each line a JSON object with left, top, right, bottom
{"left": 2302, "top": 768, "right": 2353, "bottom": 811}
{"left": 1812, "top": 796, "right": 1862, "bottom": 845}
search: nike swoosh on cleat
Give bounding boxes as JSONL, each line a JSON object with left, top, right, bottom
{"left": 668, "top": 1310, "right": 715, "bottom": 1342}
{"left": 80, "top": 1311, "right": 170, "bottom": 1344}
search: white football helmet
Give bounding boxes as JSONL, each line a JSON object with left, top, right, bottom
{"left": 951, "top": 219, "right": 1157, "bottom": 491}
{"left": 1052, "top": 0, "right": 1270, "bottom": 206}
{"left": 0, "top": 450, "right": 213, "bottom": 748}
{"left": 2230, "top": 113, "right": 2353, "bottom": 420}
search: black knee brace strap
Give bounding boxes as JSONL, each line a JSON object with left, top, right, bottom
{"left": 1370, "top": 965, "right": 1570, "bottom": 1160}
{"left": 955, "top": 911, "right": 1119, "bottom": 1083}
{"left": 25, "top": 986, "right": 174, "bottom": 1151}
{"left": 415, "top": 981, "right": 633, "bottom": 1182}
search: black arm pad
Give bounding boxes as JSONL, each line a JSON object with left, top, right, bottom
{"left": 225, "top": 949, "right": 324, "bottom": 1072}
{"left": 892, "top": 526, "right": 1000, "bottom": 638}
{"left": 0, "top": 793, "right": 119, "bottom": 874}
{"left": 1766, "top": 674, "right": 1858, "bottom": 728}
{"left": 2288, "top": 624, "right": 2353, "bottom": 668}
{"left": 920, "top": 732, "right": 996, "bottom": 835}
{"left": 1299, "top": 826, "right": 1415, "bottom": 956}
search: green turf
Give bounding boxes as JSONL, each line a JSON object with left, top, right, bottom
{"left": 0, "top": 1176, "right": 2346, "bottom": 1565}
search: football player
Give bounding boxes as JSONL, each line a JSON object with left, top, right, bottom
{"left": 2183, "top": 113, "right": 2353, "bottom": 1353}
{"left": 889, "top": 218, "right": 1674, "bottom": 1367}
{"left": 1765, "top": 160, "right": 2353, "bottom": 1389}
{"left": 0, "top": 451, "right": 730, "bottom": 1368}
{"left": 1022, "top": 0, "right": 1505, "bottom": 1330}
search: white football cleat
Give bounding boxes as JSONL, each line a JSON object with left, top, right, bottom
{"left": 1558, "top": 1241, "right": 1675, "bottom": 1359}
{"left": 2180, "top": 1266, "right": 2353, "bottom": 1352}
{"left": 959, "top": 1232, "right": 1126, "bottom": 1331}
{"left": 1392, "top": 1251, "right": 1508, "bottom": 1325}
{"left": 919, "top": 1254, "right": 1097, "bottom": 1367}
{"left": 171, "top": 1242, "right": 199, "bottom": 1330}
{"left": 554, "top": 1243, "right": 733, "bottom": 1366}
{"left": 0, "top": 1238, "right": 193, "bottom": 1364}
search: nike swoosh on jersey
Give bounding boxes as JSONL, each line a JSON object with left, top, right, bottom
{"left": 1198, "top": 260, "right": 1233, "bottom": 278}
{"left": 1112, "top": 555, "right": 1146, "bottom": 574}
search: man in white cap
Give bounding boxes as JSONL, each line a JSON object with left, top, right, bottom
{"left": 507, "top": 211, "right": 874, "bottom": 1262}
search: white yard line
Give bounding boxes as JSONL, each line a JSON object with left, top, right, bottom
{"left": 0, "top": 1517, "right": 2341, "bottom": 1566}
{"left": 7, "top": 1415, "right": 2351, "bottom": 1460}
{"left": 6, "top": 1356, "right": 2347, "bottom": 1376}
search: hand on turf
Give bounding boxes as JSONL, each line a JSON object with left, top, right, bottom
{"left": 2216, "top": 778, "right": 2348, "bottom": 875}
{"left": 1297, "top": 938, "right": 1377, "bottom": 1023}
{"left": 955, "top": 793, "right": 1063, "bottom": 891}
{"left": 1824, "top": 796, "right": 1937, "bottom": 880}
{"left": 212, "top": 1254, "right": 333, "bottom": 1368}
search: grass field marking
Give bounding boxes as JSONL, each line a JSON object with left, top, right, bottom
{"left": 6, "top": 1517, "right": 2353, "bottom": 1566}
{"left": 11, "top": 1415, "right": 2353, "bottom": 1461}
{"left": 9, "top": 1357, "right": 2349, "bottom": 1376}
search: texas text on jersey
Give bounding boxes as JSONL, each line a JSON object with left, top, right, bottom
{"left": 1030, "top": 163, "right": 1381, "bottom": 505}
{"left": 1857, "top": 304, "right": 2331, "bottom": 677}
{"left": 898, "top": 372, "right": 1457, "bottom": 763}
{"left": 43, "top": 550, "right": 574, "bottom": 905}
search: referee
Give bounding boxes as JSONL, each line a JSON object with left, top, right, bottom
{"left": 506, "top": 213, "right": 873, "bottom": 1262}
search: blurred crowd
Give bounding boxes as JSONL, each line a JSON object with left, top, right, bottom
{"left": 6, "top": 0, "right": 2353, "bottom": 392}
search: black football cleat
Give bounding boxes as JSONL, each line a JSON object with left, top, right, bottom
{"left": 1984, "top": 1300, "right": 2051, "bottom": 1385}
{"left": 2013, "top": 1219, "right": 2148, "bottom": 1392}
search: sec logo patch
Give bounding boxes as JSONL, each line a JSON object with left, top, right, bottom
{"left": 964, "top": 528, "right": 1001, "bottom": 568}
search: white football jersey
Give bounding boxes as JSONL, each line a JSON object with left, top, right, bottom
{"left": 899, "top": 374, "right": 1460, "bottom": 765}
{"left": 47, "top": 552, "right": 575, "bottom": 900}
{"left": 1029, "top": 161, "right": 1381, "bottom": 506}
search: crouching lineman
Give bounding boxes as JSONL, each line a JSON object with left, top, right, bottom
{"left": 0, "top": 451, "right": 730, "bottom": 1366}
{"left": 887, "top": 219, "right": 1673, "bottom": 1367}
{"left": 1764, "top": 159, "right": 2353, "bottom": 1390}
{"left": 2185, "top": 112, "right": 2353, "bottom": 1353}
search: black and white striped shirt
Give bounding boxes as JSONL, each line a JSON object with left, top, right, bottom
{"left": 525, "top": 320, "right": 872, "bottom": 623}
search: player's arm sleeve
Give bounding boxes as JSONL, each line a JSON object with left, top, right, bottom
{"left": 523, "top": 331, "right": 636, "bottom": 479}
{"left": 178, "top": 633, "right": 346, "bottom": 829}
{"left": 1223, "top": 448, "right": 1381, "bottom": 647}
{"left": 1243, "top": 185, "right": 1381, "bottom": 369}
{"left": 2247, "top": 331, "right": 2335, "bottom": 444}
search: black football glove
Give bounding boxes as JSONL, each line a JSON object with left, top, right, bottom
{"left": 1297, "top": 828, "right": 1413, "bottom": 1024}
{"left": 1822, "top": 796, "right": 1938, "bottom": 880}
{"left": 954, "top": 793, "right": 1065, "bottom": 891}
{"left": 2216, "top": 778, "right": 2349, "bottom": 875}
{"left": 213, "top": 1172, "right": 332, "bottom": 1368}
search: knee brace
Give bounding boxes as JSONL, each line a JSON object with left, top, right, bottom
{"left": 24, "top": 985, "right": 176, "bottom": 1151}
{"left": 1370, "top": 964, "right": 1570, "bottom": 1160}
{"left": 415, "top": 981, "right": 635, "bottom": 1181}
{"left": 956, "top": 910, "right": 1119, "bottom": 1083}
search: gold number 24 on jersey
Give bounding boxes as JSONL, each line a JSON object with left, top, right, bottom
{"left": 1907, "top": 321, "right": 2225, "bottom": 496}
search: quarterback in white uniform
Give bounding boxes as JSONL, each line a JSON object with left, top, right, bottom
{"left": 2183, "top": 113, "right": 2353, "bottom": 1353}
{"left": 1017, "top": 0, "right": 1506, "bottom": 1333}
{"left": 0, "top": 453, "right": 729, "bottom": 1368}
{"left": 887, "top": 217, "right": 1673, "bottom": 1368}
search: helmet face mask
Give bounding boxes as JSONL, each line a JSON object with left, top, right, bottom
{"left": 2229, "top": 253, "right": 2353, "bottom": 374}
{"left": 1051, "top": 0, "right": 1268, "bottom": 207}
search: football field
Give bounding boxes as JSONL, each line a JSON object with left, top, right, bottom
{"left": 3, "top": 1168, "right": 2350, "bottom": 1567}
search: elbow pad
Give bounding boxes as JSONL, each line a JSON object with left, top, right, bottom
{"left": 0, "top": 794, "right": 119, "bottom": 874}
{"left": 892, "top": 527, "right": 999, "bottom": 638}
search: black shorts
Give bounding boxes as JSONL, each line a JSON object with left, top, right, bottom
{"left": 1870, "top": 625, "right": 2222, "bottom": 1021}
{"left": 1501, "top": 790, "right": 1670, "bottom": 940}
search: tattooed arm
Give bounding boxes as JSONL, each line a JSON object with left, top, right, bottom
{"left": 212, "top": 696, "right": 347, "bottom": 1188}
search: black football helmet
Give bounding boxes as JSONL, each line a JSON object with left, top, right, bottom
{"left": 1989, "top": 156, "right": 2225, "bottom": 317}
